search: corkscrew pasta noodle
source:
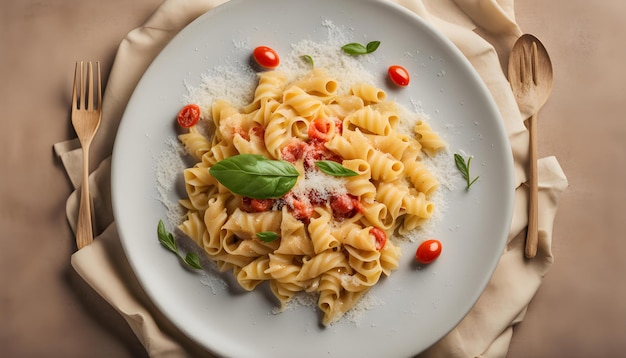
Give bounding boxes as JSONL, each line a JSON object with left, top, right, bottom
{"left": 177, "top": 67, "right": 446, "bottom": 325}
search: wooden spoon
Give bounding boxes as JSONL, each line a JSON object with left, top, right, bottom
{"left": 508, "top": 34, "right": 553, "bottom": 258}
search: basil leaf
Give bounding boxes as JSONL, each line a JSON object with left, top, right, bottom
{"left": 157, "top": 219, "right": 178, "bottom": 254}
{"left": 342, "top": 43, "right": 368, "bottom": 55}
{"left": 366, "top": 40, "right": 381, "bottom": 53}
{"left": 315, "top": 160, "right": 358, "bottom": 177}
{"left": 256, "top": 231, "right": 280, "bottom": 242}
{"left": 209, "top": 154, "right": 299, "bottom": 199}
{"left": 301, "top": 54, "right": 314, "bottom": 66}
{"left": 342, "top": 41, "right": 381, "bottom": 55}
{"left": 184, "top": 252, "right": 202, "bottom": 269}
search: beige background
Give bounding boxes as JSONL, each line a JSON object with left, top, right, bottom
{"left": 1, "top": 0, "right": 625, "bottom": 357}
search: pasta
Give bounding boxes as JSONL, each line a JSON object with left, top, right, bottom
{"left": 177, "top": 67, "right": 446, "bottom": 325}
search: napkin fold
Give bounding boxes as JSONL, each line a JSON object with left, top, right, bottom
{"left": 55, "top": 0, "right": 568, "bottom": 357}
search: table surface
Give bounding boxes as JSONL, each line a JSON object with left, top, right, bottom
{"left": 2, "top": 0, "right": 625, "bottom": 357}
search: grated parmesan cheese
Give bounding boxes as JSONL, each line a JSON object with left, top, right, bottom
{"left": 291, "top": 169, "right": 348, "bottom": 202}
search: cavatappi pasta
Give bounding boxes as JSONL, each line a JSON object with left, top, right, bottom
{"left": 177, "top": 67, "right": 446, "bottom": 325}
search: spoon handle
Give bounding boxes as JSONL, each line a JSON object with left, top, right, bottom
{"left": 526, "top": 112, "right": 539, "bottom": 258}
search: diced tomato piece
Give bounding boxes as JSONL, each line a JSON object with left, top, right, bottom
{"left": 250, "top": 198, "right": 273, "bottom": 212}
{"left": 241, "top": 197, "right": 273, "bottom": 212}
{"left": 233, "top": 126, "right": 249, "bottom": 140}
{"left": 281, "top": 140, "right": 307, "bottom": 162}
{"left": 369, "top": 227, "right": 387, "bottom": 250}
{"left": 330, "top": 195, "right": 354, "bottom": 215}
{"left": 290, "top": 198, "right": 313, "bottom": 222}
{"left": 330, "top": 194, "right": 361, "bottom": 219}
{"left": 308, "top": 190, "right": 327, "bottom": 206}
{"left": 250, "top": 125, "right": 265, "bottom": 138}
{"left": 241, "top": 197, "right": 252, "bottom": 212}
{"left": 351, "top": 196, "right": 365, "bottom": 214}
{"left": 323, "top": 152, "right": 343, "bottom": 164}
{"left": 308, "top": 117, "right": 332, "bottom": 142}
{"left": 333, "top": 117, "right": 343, "bottom": 135}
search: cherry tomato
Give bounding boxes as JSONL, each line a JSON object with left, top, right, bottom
{"left": 370, "top": 227, "right": 387, "bottom": 250}
{"left": 415, "top": 239, "right": 442, "bottom": 264}
{"left": 176, "top": 104, "right": 201, "bottom": 128}
{"left": 253, "top": 46, "right": 280, "bottom": 69}
{"left": 388, "top": 65, "right": 410, "bottom": 87}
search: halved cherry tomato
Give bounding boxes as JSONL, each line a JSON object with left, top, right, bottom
{"left": 388, "top": 65, "right": 410, "bottom": 87}
{"left": 253, "top": 46, "right": 280, "bottom": 69}
{"left": 176, "top": 104, "right": 201, "bottom": 128}
{"left": 415, "top": 239, "right": 442, "bottom": 264}
{"left": 370, "top": 227, "right": 387, "bottom": 250}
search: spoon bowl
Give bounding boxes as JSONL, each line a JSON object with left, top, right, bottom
{"left": 509, "top": 34, "right": 554, "bottom": 119}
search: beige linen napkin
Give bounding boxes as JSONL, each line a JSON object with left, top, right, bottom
{"left": 54, "top": 0, "right": 568, "bottom": 357}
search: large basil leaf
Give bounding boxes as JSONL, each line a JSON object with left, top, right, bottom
{"left": 209, "top": 154, "right": 299, "bottom": 199}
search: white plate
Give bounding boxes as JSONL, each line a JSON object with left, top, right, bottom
{"left": 111, "top": 0, "right": 514, "bottom": 357}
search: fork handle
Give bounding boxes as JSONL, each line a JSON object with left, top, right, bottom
{"left": 76, "top": 146, "right": 94, "bottom": 249}
{"left": 525, "top": 112, "right": 539, "bottom": 258}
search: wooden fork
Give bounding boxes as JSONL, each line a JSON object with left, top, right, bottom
{"left": 71, "top": 61, "right": 102, "bottom": 249}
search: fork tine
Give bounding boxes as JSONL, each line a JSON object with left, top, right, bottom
{"left": 72, "top": 62, "right": 79, "bottom": 112}
{"left": 87, "top": 62, "right": 94, "bottom": 110}
{"left": 83, "top": 61, "right": 87, "bottom": 110}
{"left": 96, "top": 61, "right": 102, "bottom": 110}
{"left": 79, "top": 61, "right": 86, "bottom": 110}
